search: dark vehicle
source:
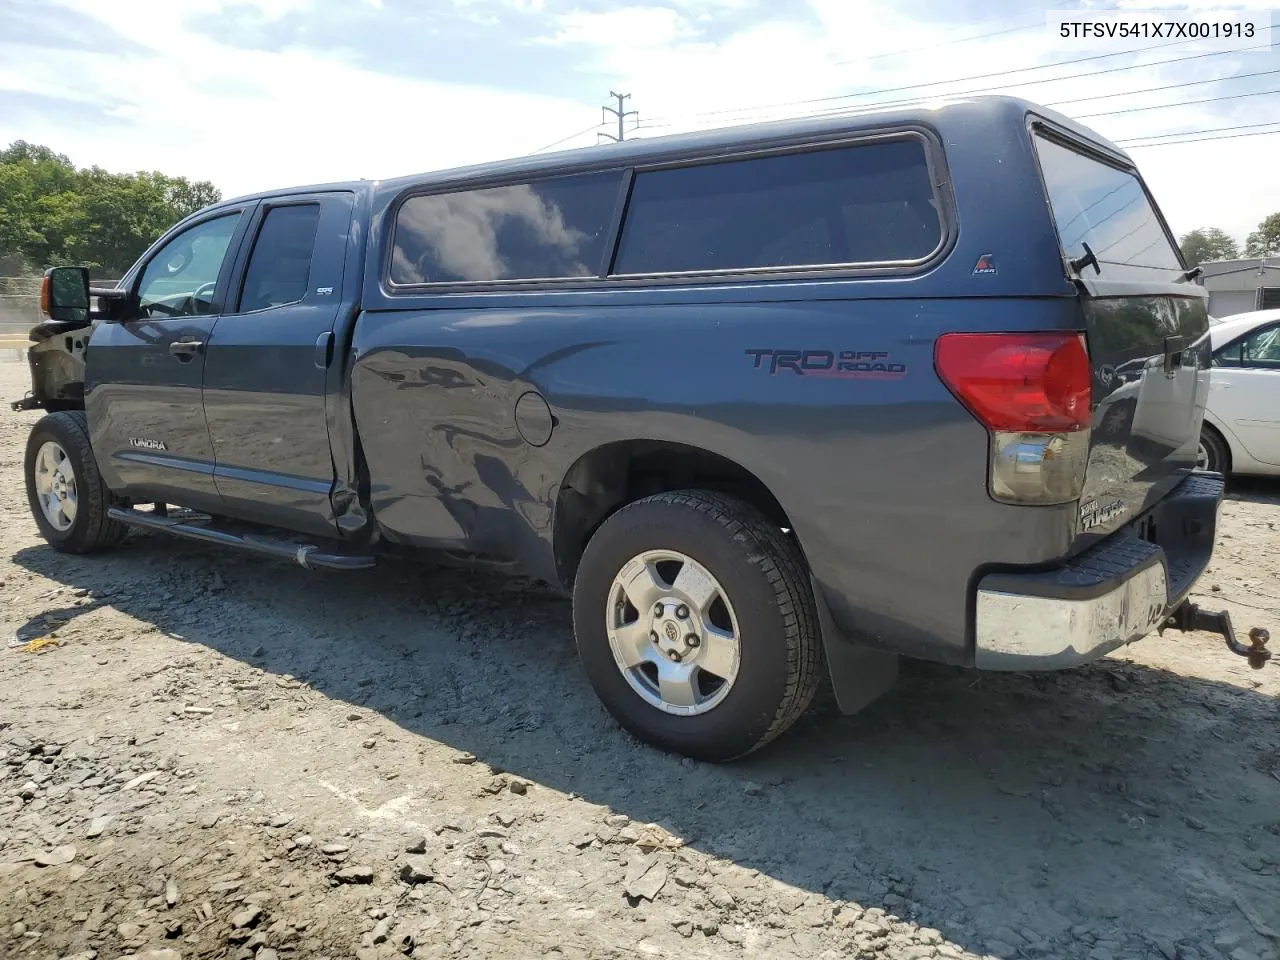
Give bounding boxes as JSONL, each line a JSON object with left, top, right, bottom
{"left": 14, "top": 96, "right": 1270, "bottom": 762}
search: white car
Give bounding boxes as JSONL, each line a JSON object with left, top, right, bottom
{"left": 1199, "top": 308, "right": 1280, "bottom": 476}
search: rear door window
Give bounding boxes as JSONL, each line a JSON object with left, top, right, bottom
{"left": 613, "top": 138, "right": 942, "bottom": 275}
{"left": 390, "top": 172, "right": 621, "bottom": 285}
{"left": 1033, "top": 133, "right": 1182, "bottom": 282}
{"left": 238, "top": 204, "right": 321, "bottom": 312}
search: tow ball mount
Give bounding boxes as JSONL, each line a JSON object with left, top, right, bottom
{"left": 1158, "top": 601, "right": 1272, "bottom": 669}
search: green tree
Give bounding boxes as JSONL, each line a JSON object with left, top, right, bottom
{"left": 161, "top": 175, "right": 223, "bottom": 219}
{"left": 1244, "top": 212, "right": 1280, "bottom": 258}
{"left": 0, "top": 141, "right": 222, "bottom": 276}
{"left": 1178, "top": 227, "right": 1239, "bottom": 265}
{"left": 0, "top": 141, "right": 79, "bottom": 267}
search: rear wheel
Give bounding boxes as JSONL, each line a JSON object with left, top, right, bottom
{"left": 1197, "top": 425, "right": 1230, "bottom": 476}
{"left": 572, "top": 490, "right": 820, "bottom": 762}
{"left": 24, "top": 411, "right": 127, "bottom": 554}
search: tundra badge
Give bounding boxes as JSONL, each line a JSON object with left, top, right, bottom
{"left": 1079, "top": 497, "right": 1124, "bottom": 531}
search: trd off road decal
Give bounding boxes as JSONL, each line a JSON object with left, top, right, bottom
{"left": 745, "top": 349, "right": 907, "bottom": 379}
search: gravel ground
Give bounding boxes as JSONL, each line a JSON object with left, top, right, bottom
{"left": 1, "top": 356, "right": 1278, "bottom": 960}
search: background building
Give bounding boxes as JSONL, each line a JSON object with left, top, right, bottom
{"left": 1201, "top": 259, "right": 1280, "bottom": 319}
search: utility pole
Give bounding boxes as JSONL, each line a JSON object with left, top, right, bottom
{"left": 599, "top": 91, "right": 637, "bottom": 143}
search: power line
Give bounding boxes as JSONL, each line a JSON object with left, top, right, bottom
{"left": 830, "top": 16, "right": 1043, "bottom": 67}
{"left": 640, "top": 70, "right": 1280, "bottom": 136}
{"left": 529, "top": 17, "right": 1046, "bottom": 153}
{"left": 532, "top": 43, "right": 1277, "bottom": 158}
{"left": 1116, "top": 119, "right": 1280, "bottom": 144}
{"left": 680, "top": 55, "right": 1277, "bottom": 130}
{"left": 638, "top": 41, "right": 1272, "bottom": 135}
{"left": 638, "top": 35, "right": 1205, "bottom": 131}
{"left": 1124, "top": 127, "right": 1280, "bottom": 148}
{"left": 537, "top": 82, "right": 1280, "bottom": 159}
{"left": 1075, "top": 82, "right": 1280, "bottom": 119}
{"left": 1048, "top": 67, "right": 1280, "bottom": 109}
{"left": 531, "top": 123, "right": 603, "bottom": 154}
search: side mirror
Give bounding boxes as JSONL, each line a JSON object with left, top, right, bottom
{"left": 41, "top": 267, "right": 90, "bottom": 324}
{"left": 89, "top": 285, "right": 131, "bottom": 323}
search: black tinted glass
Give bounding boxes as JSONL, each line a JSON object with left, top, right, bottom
{"left": 240, "top": 204, "right": 321, "bottom": 312}
{"left": 1034, "top": 134, "right": 1182, "bottom": 282}
{"left": 391, "top": 172, "right": 621, "bottom": 284}
{"left": 613, "top": 139, "right": 941, "bottom": 275}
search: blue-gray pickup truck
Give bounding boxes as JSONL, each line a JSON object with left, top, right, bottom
{"left": 14, "top": 96, "right": 1270, "bottom": 761}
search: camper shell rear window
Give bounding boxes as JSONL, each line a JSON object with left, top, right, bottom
{"left": 1033, "top": 131, "right": 1183, "bottom": 283}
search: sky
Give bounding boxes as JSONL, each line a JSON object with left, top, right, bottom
{"left": 1, "top": 0, "right": 1278, "bottom": 246}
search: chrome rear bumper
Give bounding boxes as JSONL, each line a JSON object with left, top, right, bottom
{"left": 975, "top": 555, "right": 1167, "bottom": 670}
{"left": 973, "top": 473, "right": 1223, "bottom": 671}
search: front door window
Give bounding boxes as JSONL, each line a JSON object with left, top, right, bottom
{"left": 136, "top": 214, "right": 240, "bottom": 318}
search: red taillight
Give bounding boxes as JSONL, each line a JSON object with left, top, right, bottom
{"left": 935, "top": 332, "right": 1091, "bottom": 433}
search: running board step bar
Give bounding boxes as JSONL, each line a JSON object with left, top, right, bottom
{"left": 107, "top": 507, "right": 376, "bottom": 571}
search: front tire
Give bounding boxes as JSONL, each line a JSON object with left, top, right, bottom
{"left": 572, "top": 490, "right": 820, "bottom": 762}
{"left": 24, "top": 411, "right": 127, "bottom": 554}
{"left": 1197, "top": 425, "right": 1230, "bottom": 476}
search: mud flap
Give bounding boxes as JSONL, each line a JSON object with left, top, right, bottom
{"left": 811, "top": 575, "right": 899, "bottom": 714}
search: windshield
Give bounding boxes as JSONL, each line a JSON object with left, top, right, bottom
{"left": 1033, "top": 132, "right": 1183, "bottom": 282}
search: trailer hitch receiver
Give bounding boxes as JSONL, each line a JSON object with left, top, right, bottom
{"left": 1159, "top": 601, "right": 1271, "bottom": 669}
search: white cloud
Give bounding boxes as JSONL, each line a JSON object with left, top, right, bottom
{"left": 541, "top": 7, "right": 695, "bottom": 47}
{"left": 199, "top": 0, "right": 315, "bottom": 19}
{"left": 0, "top": 0, "right": 592, "bottom": 197}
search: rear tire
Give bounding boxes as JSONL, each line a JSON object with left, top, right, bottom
{"left": 572, "top": 490, "right": 820, "bottom": 762}
{"left": 24, "top": 411, "right": 127, "bottom": 554}
{"left": 1197, "top": 425, "right": 1230, "bottom": 476}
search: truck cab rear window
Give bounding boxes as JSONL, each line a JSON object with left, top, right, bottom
{"left": 390, "top": 172, "right": 621, "bottom": 285}
{"left": 612, "top": 138, "right": 941, "bottom": 276}
{"left": 1034, "top": 133, "right": 1182, "bottom": 282}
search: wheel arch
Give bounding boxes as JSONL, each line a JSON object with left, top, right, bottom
{"left": 1199, "top": 412, "right": 1236, "bottom": 472}
{"left": 554, "top": 440, "right": 900, "bottom": 724}
{"left": 552, "top": 439, "right": 797, "bottom": 591}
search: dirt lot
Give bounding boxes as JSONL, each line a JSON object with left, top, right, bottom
{"left": 1, "top": 357, "right": 1278, "bottom": 960}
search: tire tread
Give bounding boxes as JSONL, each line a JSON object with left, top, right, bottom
{"left": 602, "top": 489, "right": 820, "bottom": 758}
{"left": 1200, "top": 424, "right": 1230, "bottom": 476}
{"left": 25, "top": 411, "right": 127, "bottom": 554}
